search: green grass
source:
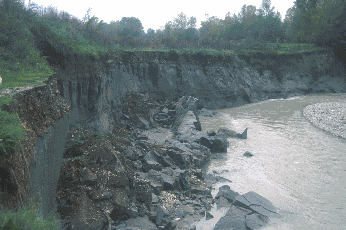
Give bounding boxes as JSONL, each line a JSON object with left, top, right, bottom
{"left": 0, "top": 196, "right": 65, "bottom": 230}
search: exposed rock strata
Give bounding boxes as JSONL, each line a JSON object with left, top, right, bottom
{"left": 42, "top": 50, "right": 346, "bottom": 136}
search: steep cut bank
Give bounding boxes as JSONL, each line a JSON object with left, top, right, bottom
{"left": 42, "top": 50, "right": 346, "bottom": 134}
{"left": 0, "top": 50, "right": 345, "bottom": 229}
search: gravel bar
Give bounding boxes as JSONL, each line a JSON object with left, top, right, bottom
{"left": 303, "top": 101, "right": 346, "bottom": 139}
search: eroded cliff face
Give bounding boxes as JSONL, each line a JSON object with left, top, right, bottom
{"left": 45, "top": 50, "right": 346, "bottom": 135}
{"left": 2, "top": 50, "right": 345, "bottom": 228}
{"left": 1, "top": 81, "right": 70, "bottom": 225}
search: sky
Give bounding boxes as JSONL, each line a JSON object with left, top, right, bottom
{"left": 22, "top": 0, "right": 295, "bottom": 33}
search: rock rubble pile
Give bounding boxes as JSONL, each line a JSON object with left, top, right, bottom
{"left": 55, "top": 93, "right": 279, "bottom": 230}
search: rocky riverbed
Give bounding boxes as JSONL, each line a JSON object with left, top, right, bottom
{"left": 303, "top": 101, "right": 346, "bottom": 139}
{"left": 48, "top": 92, "right": 281, "bottom": 230}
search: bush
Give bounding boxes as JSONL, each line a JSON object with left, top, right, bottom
{"left": 0, "top": 197, "right": 63, "bottom": 230}
{"left": 0, "top": 97, "right": 25, "bottom": 156}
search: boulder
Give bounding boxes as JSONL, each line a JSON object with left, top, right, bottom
{"left": 131, "top": 114, "right": 150, "bottom": 130}
{"left": 123, "top": 147, "right": 143, "bottom": 161}
{"left": 198, "top": 108, "right": 216, "bottom": 117}
{"left": 200, "top": 136, "right": 212, "bottom": 148}
{"left": 243, "top": 151, "right": 254, "bottom": 157}
{"left": 114, "top": 216, "right": 158, "bottom": 230}
{"left": 185, "top": 199, "right": 202, "bottom": 206}
{"left": 134, "top": 178, "right": 152, "bottom": 210}
{"left": 206, "top": 212, "right": 214, "bottom": 220}
{"left": 209, "top": 134, "right": 229, "bottom": 153}
{"left": 138, "top": 170, "right": 164, "bottom": 196}
{"left": 161, "top": 173, "right": 181, "bottom": 191}
{"left": 190, "top": 186, "right": 212, "bottom": 197}
{"left": 152, "top": 193, "right": 159, "bottom": 203}
{"left": 207, "top": 131, "right": 216, "bottom": 136}
{"left": 215, "top": 185, "right": 240, "bottom": 203}
{"left": 166, "top": 150, "right": 187, "bottom": 169}
{"left": 171, "top": 96, "right": 200, "bottom": 135}
{"left": 194, "top": 120, "right": 202, "bottom": 131}
{"left": 155, "top": 206, "right": 172, "bottom": 226}
{"left": 172, "top": 111, "right": 200, "bottom": 136}
{"left": 204, "top": 173, "right": 220, "bottom": 183}
{"left": 218, "top": 127, "right": 248, "bottom": 139}
{"left": 164, "top": 220, "right": 178, "bottom": 230}
{"left": 191, "top": 150, "right": 210, "bottom": 169}
{"left": 141, "top": 151, "right": 163, "bottom": 172}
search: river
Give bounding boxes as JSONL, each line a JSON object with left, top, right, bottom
{"left": 194, "top": 93, "right": 346, "bottom": 230}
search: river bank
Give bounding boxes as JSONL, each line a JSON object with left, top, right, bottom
{"left": 303, "top": 101, "right": 346, "bottom": 139}
{"left": 1, "top": 49, "right": 346, "bottom": 229}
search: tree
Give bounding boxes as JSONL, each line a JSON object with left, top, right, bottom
{"left": 222, "top": 12, "right": 243, "bottom": 41}
{"left": 199, "top": 14, "right": 224, "bottom": 48}
{"left": 283, "top": 6, "right": 298, "bottom": 42}
{"left": 160, "top": 12, "right": 198, "bottom": 49}
{"left": 294, "top": 0, "right": 318, "bottom": 12}
{"left": 0, "top": 0, "right": 35, "bottom": 60}
{"left": 288, "top": 0, "right": 320, "bottom": 43}
{"left": 252, "top": 0, "right": 284, "bottom": 42}
{"left": 117, "top": 17, "right": 144, "bottom": 37}
{"left": 147, "top": 28, "right": 155, "bottom": 36}
{"left": 237, "top": 4, "right": 258, "bottom": 38}
{"left": 82, "top": 7, "right": 106, "bottom": 42}
{"left": 117, "top": 17, "right": 144, "bottom": 47}
{"left": 261, "top": 0, "right": 276, "bottom": 18}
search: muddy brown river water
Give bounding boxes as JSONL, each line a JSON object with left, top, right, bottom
{"left": 194, "top": 93, "right": 346, "bottom": 230}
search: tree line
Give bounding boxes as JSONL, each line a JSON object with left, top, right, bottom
{"left": 1, "top": 0, "right": 346, "bottom": 58}
{"left": 83, "top": 0, "right": 345, "bottom": 57}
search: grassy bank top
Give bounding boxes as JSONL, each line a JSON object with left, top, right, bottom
{"left": 0, "top": 0, "right": 334, "bottom": 102}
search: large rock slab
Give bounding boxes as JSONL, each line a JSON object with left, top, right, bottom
{"left": 218, "top": 127, "right": 248, "bottom": 139}
{"left": 141, "top": 151, "right": 163, "bottom": 172}
{"left": 213, "top": 190, "right": 280, "bottom": 230}
{"left": 233, "top": 191, "right": 280, "bottom": 218}
{"left": 173, "top": 110, "right": 200, "bottom": 136}
{"left": 113, "top": 216, "right": 158, "bottom": 230}
{"left": 213, "top": 205, "right": 252, "bottom": 230}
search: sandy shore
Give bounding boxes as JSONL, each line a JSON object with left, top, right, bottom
{"left": 303, "top": 101, "right": 346, "bottom": 139}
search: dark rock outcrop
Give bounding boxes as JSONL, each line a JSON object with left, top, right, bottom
{"left": 244, "top": 151, "right": 254, "bottom": 157}
{"left": 215, "top": 185, "right": 240, "bottom": 203}
{"left": 214, "top": 189, "right": 281, "bottom": 230}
